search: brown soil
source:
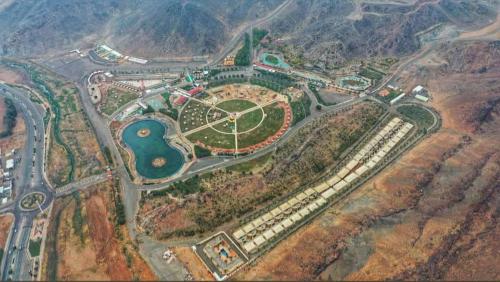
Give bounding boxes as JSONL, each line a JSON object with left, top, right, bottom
{"left": 174, "top": 247, "right": 215, "bottom": 281}
{"left": 43, "top": 182, "right": 156, "bottom": 281}
{"left": 236, "top": 41, "right": 500, "bottom": 280}
{"left": 84, "top": 189, "right": 132, "bottom": 281}
{"left": 0, "top": 62, "right": 105, "bottom": 186}
{"left": 459, "top": 14, "right": 500, "bottom": 41}
{"left": 0, "top": 214, "right": 13, "bottom": 249}
{"left": 0, "top": 66, "right": 25, "bottom": 84}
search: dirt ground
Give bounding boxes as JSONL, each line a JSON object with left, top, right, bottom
{"left": 319, "top": 87, "right": 355, "bottom": 104}
{"left": 0, "top": 98, "right": 26, "bottom": 154}
{"left": 207, "top": 84, "right": 286, "bottom": 105}
{"left": 236, "top": 41, "right": 500, "bottom": 280}
{"left": 0, "top": 214, "right": 13, "bottom": 250}
{"left": 43, "top": 182, "right": 156, "bottom": 281}
{"left": 459, "top": 14, "right": 500, "bottom": 41}
{"left": 0, "top": 66, "right": 25, "bottom": 84}
{"left": 174, "top": 247, "right": 215, "bottom": 281}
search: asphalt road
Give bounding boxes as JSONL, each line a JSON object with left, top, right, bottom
{"left": 8, "top": 10, "right": 442, "bottom": 279}
{"left": 0, "top": 83, "right": 54, "bottom": 281}
{"left": 207, "top": 0, "right": 294, "bottom": 66}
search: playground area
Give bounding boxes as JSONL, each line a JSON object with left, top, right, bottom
{"left": 179, "top": 84, "right": 291, "bottom": 154}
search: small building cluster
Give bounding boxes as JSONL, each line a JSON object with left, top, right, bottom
{"left": 193, "top": 232, "right": 248, "bottom": 281}
{"left": 412, "top": 85, "right": 430, "bottom": 102}
{"left": 231, "top": 117, "right": 414, "bottom": 256}
{"left": 93, "top": 44, "right": 148, "bottom": 65}
{"left": 0, "top": 149, "right": 17, "bottom": 204}
{"left": 223, "top": 56, "right": 235, "bottom": 67}
{"left": 173, "top": 86, "right": 204, "bottom": 106}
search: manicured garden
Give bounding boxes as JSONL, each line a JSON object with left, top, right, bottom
{"left": 237, "top": 104, "right": 285, "bottom": 148}
{"left": 216, "top": 99, "right": 257, "bottom": 112}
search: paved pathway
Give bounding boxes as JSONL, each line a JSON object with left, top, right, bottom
{"left": 55, "top": 173, "right": 109, "bottom": 197}
{"left": 181, "top": 99, "right": 277, "bottom": 136}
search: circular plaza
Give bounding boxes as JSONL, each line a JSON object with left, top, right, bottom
{"left": 179, "top": 84, "right": 292, "bottom": 154}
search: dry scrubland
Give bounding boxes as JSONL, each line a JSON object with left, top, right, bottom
{"left": 0, "top": 96, "right": 25, "bottom": 155}
{"left": 237, "top": 41, "right": 500, "bottom": 280}
{"left": 138, "top": 101, "right": 385, "bottom": 239}
{"left": 42, "top": 181, "right": 156, "bottom": 281}
{"left": 0, "top": 214, "right": 13, "bottom": 254}
{"left": 42, "top": 73, "right": 104, "bottom": 186}
{"left": 0, "top": 66, "right": 27, "bottom": 154}
{"left": 0, "top": 66, "right": 25, "bottom": 84}
{"left": 1, "top": 62, "right": 105, "bottom": 186}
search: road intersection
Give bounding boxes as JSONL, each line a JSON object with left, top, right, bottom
{"left": 0, "top": 3, "right": 444, "bottom": 278}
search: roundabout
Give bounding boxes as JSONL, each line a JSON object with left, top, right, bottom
{"left": 20, "top": 192, "right": 46, "bottom": 211}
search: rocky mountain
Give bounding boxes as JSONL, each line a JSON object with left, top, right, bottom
{"left": 267, "top": 0, "right": 498, "bottom": 68}
{"left": 0, "top": 0, "right": 497, "bottom": 62}
{"left": 0, "top": 0, "right": 284, "bottom": 57}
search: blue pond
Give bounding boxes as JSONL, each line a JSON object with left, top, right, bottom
{"left": 122, "top": 119, "right": 184, "bottom": 179}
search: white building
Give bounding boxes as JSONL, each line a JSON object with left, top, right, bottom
{"left": 390, "top": 93, "right": 406, "bottom": 105}
{"left": 5, "top": 159, "right": 14, "bottom": 170}
{"left": 412, "top": 85, "right": 430, "bottom": 102}
{"left": 415, "top": 94, "right": 429, "bottom": 102}
{"left": 412, "top": 85, "right": 425, "bottom": 94}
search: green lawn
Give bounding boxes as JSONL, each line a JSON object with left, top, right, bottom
{"left": 344, "top": 79, "right": 366, "bottom": 86}
{"left": 101, "top": 88, "right": 138, "bottom": 116}
{"left": 237, "top": 104, "right": 285, "bottom": 148}
{"left": 187, "top": 127, "right": 235, "bottom": 149}
{"left": 397, "top": 105, "right": 435, "bottom": 130}
{"left": 290, "top": 94, "right": 312, "bottom": 125}
{"left": 179, "top": 100, "right": 212, "bottom": 132}
{"left": 29, "top": 239, "right": 42, "bottom": 257}
{"left": 265, "top": 54, "right": 279, "bottom": 65}
{"left": 359, "top": 67, "right": 385, "bottom": 82}
{"left": 211, "top": 120, "right": 235, "bottom": 134}
{"left": 216, "top": 99, "right": 257, "bottom": 112}
{"left": 378, "top": 89, "right": 403, "bottom": 104}
{"left": 237, "top": 108, "right": 264, "bottom": 132}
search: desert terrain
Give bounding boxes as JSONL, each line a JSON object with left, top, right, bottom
{"left": 0, "top": 214, "right": 13, "bottom": 254}
{"left": 236, "top": 40, "right": 500, "bottom": 281}
{"left": 0, "top": 1, "right": 498, "bottom": 281}
{"left": 42, "top": 181, "right": 156, "bottom": 281}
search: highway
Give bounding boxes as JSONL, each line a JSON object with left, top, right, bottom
{"left": 0, "top": 83, "right": 54, "bottom": 281}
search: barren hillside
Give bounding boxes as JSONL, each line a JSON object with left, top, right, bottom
{"left": 267, "top": 0, "right": 498, "bottom": 69}
{"left": 237, "top": 40, "right": 500, "bottom": 281}
{"left": 1, "top": 0, "right": 497, "bottom": 61}
{"left": 0, "top": 0, "right": 284, "bottom": 57}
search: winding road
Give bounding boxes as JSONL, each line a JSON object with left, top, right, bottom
{"left": 0, "top": 83, "right": 54, "bottom": 281}
{"left": 0, "top": 1, "right": 452, "bottom": 279}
